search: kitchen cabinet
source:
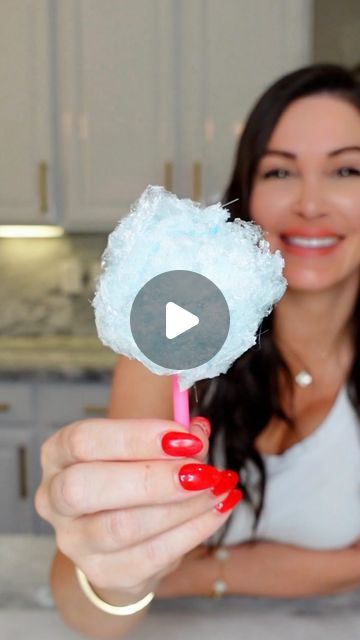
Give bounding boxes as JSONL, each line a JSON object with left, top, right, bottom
{"left": 57, "top": 0, "right": 312, "bottom": 231}
{"left": 178, "top": 0, "right": 313, "bottom": 205}
{"left": 0, "top": 379, "right": 110, "bottom": 534}
{"left": 0, "top": 428, "right": 36, "bottom": 533}
{"left": 0, "top": 0, "right": 312, "bottom": 230}
{"left": 57, "top": 0, "right": 175, "bottom": 232}
{"left": 0, "top": 0, "right": 59, "bottom": 225}
{"left": 0, "top": 382, "right": 37, "bottom": 533}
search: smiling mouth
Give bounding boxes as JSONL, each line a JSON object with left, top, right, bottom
{"left": 280, "top": 235, "right": 342, "bottom": 248}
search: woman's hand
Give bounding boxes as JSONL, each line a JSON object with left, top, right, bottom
{"left": 35, "top": 417, "right": 240, "bottom": 599}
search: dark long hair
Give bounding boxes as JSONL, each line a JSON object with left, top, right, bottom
{"left": 194, "top": 64, "right": 360, "bottom": 544}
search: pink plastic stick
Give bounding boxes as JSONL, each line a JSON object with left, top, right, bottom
{"left": 172, "top": 374, "right": 190, "bottom": 429}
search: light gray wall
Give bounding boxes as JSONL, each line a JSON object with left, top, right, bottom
{"left": 314, "top": 0, "right": 360, "bottom": 67}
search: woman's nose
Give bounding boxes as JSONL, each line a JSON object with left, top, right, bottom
{"left": 293, "top": 179, "right": 327, "bottom": 220}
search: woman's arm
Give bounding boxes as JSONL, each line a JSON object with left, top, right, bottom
{"left": 155, "top": 541, "right": 360, "bottom": 599}
{"left": 106, "top": 356, "right": 173, "bottom": 419}
{"left": 106, "top": 357, "right": 360, "bottom": 600}
{"left": 50, "top": 538, "right": 360, "bottom": 640}
{"left": 50, "top": 549, "right": 159, "bottom": 640}
{"left": 49, "top": 358, "right": 174, "bottom": 639}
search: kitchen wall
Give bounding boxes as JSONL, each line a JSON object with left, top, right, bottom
{"left": 0, "top": 234, "right": 107, "bottom": 336}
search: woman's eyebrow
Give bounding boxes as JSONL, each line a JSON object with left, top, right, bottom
{"left": 328, "top": 146, "right": 360, "bottom": 156}
{"left": 262, "top": 150, "right": 296, "bottom": 159}
{"left": 262, "top": 146, "right": 360, "bottom": 159}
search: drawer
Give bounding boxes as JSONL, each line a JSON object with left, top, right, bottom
{"left": 0, "top": 383, "right": 34, "bottom": 423}
{"left": 38, "top": 382, "right": 110, "bottom": 426}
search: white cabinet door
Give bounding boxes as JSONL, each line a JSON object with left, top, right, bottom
{"left": 178, "top": 0, "right": 313, "bottom": 205}
{"left": 59, "top": 0, "right": 312, "bottom": 230}
{"left": 0, "top": 0, "right": 58, "bottom": 224}
{"left": 58, "top": 0, "right": 175, "bottom": 231}
{"left": 0, "top": 1, "right": 312, "bottom": 231}
{"left": 0, "top": 428, "right": 35, "bottom": 533}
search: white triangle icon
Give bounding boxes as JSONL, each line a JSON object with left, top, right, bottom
{"left": 165, "top": 302, "right": 199, "bottom": 340}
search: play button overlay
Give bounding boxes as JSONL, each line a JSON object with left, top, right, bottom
{"left": 130, "top": 270, "right": 230, "bottom": 370}
{"left": 166, "top": 302, "right": 199, "bottom": 339}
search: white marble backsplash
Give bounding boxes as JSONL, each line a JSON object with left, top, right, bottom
{"left": 0, "top": 234, "right": 107, "bottom": 337}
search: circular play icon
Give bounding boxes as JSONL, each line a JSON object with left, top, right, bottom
{"left": 130, "top": 270, "right": 230, "bottom": 370}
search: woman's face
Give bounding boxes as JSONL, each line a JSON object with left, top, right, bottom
{"left": 250, "top": 95, "right": 360, "bottom": 292}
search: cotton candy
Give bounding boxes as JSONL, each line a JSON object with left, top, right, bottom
{"left": 93, "top": 185, "right": 286, "bottom": 390}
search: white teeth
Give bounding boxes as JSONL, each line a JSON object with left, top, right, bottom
{"left": 284, "top": 236, "right": 340, "bottom": 248}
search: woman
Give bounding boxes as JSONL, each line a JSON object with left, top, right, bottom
{"left": 35, "top": 64, "right": 360, "bottom": 639}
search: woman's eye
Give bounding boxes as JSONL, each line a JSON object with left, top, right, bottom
{"left": 336, "top": 167, "right": 360, "bottom": 177}
{"left": 263, "top": 168, "right": 290, "bottom": 179}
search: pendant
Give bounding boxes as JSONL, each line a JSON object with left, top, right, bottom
{"left": 295, "top": 370, "right": 313, "bottom": 387}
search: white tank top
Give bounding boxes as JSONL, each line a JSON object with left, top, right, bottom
{"left": 212, "top": 386, "right": 360, "bottom": 550}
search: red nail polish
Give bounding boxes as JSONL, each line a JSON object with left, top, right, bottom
{"left": 190, "top": 416, "right": 211, "bottom": 438}
{"left": 211, "top": 470, "right": 239, "bottom": 496}
{"left": 178, "top": 463, "right": 222, "bottom": 491}
{"left": 215, "top": 488, "right": 243, "bottom": 513}
{"left": 161, "top": 432, "right": 203, "bottom": 456}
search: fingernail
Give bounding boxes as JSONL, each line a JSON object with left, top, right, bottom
{"left": 178, "top": 463, "right": 222, "bottom": 491}
{"left": 211, "top": 470, "right": 239, "bottom": 496}
{"left": 190, "top": 416, "right": 211, "bottom": 438}
{"left": 215, "top": 488, "right": 243, "bottom": 513}
{"left": 161, "top": 432, "right": 203, "bottom": 457}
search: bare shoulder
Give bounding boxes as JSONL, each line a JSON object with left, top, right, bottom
{"left": 107, "top": 355, "right": 173, "bottom": 419}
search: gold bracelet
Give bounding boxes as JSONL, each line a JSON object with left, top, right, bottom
{"left": 211, "top": 546, "right": 230, "bottom": 598}
{"left": 75, "top": 566, "right": 155, "bottom": 616}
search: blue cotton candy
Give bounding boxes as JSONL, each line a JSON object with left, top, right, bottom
{"left": 93, "top": 185, "right": 287, "bottom": 390}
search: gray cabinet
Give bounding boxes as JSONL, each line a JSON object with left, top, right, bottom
{"left": 0, "top": 427, "right": 36, "bottom": 533}
{"left": 0, "top": 383, "right": 37, "bottom": 533}
{"left": 0, "top": 380, "right": 110, "bottom": 534}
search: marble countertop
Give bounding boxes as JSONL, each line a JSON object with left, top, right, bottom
{"left": 0, "top": 336, "right": 117, "bottom": 380}
{"left": 1, "top": 535, "right": 360, "bottom": 639}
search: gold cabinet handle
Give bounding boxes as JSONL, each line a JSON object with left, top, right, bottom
{"left": 38, "top": 161, "right": 48, "bottom": 215}
{"left": 18, "top": 446, "right": 28, "bottom": 499}
{"left": 163, "top": 161, "right": 173, "bottom": 192}
{"left": 0, "top": 402, "right": 10, "bottom": 412}
{"left": 83, "top": 405, "right": 107, "bottom": 416}
{"left": 192, "top": 161, "right": 201, "bottom": 201}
